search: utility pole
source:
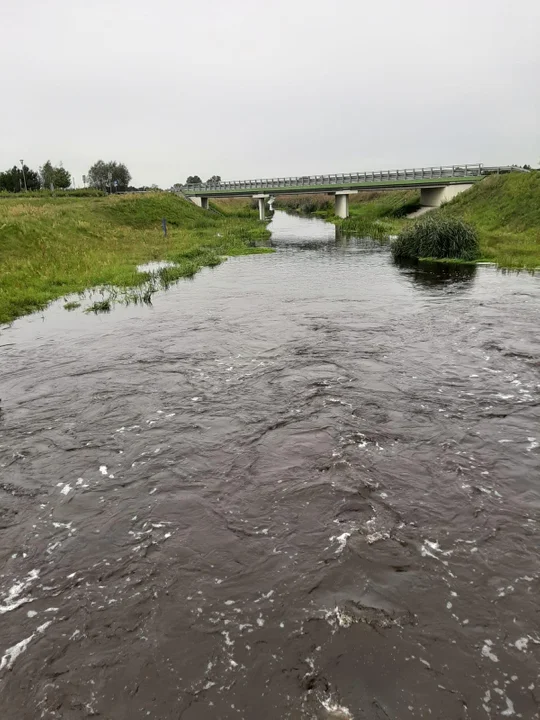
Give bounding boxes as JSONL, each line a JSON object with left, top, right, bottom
{"left": 20, "top": 159, "right": 28, "bottom": 191}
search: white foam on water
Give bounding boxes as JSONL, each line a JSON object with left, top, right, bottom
{"left": 481, "top": 640, "right": 499, "bottom": 662}
{"left": 222, "top": 631, "right": 234, "bottom": 647}
{"left": 60, "top": 484, "right": 72, "bottom": 495}
{"left": 501, "top": 696, "right": 515, "bottom": 716}
{"left": 515, "top": 637, "right": 528, "bottom": 652}
{"left": 0, "top": 635, "right": 35, "bottom": 671}
{"left": 321, "top": 697, "right": 354, "bottom": 719}
{"left": 421, "top": 540, "right": 440, "bottom": 559}
{"left": 0, "top": 621, "right": 51, "bottom": 671}
{"left": 99, "top": 465, "right": 108, "bottom": 475}
{"left": 330, "top": 533, "right": 351, "bottom": 554}
{"left": 0, "top": 569, "right": 40, "bottom": 615}
{"left": 366, "top": 531, "right": 389, "bottom": 545}
{"left": 324, "top": 606, "right": 355, "bottom": 630}
{"left": 526, "top": 437, "right": 538, "bottom": 452}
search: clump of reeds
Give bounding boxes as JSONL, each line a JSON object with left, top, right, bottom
{"left": 391, "top": 214, "right": 479, "bottom": 261}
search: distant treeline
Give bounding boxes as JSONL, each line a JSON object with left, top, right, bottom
{"left": 0, "top": 159, "right": 135, "bottom": 193}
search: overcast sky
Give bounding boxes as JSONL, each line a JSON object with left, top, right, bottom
{"left": 3, "top": 0, "right": 539, "bottom": 187}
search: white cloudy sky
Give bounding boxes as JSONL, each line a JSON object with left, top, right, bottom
{"left": 3, "top": 0, "right": 539, "bottom": 187}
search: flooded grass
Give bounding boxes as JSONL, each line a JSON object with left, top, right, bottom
{"left": 0, "top": 193, "right": 271, "bottom": 324}
{"left": 63, "top": 301, "right": 81, "bottom": 311}
{"left": 85, "top": 299, "right": 112, "bottom": 314}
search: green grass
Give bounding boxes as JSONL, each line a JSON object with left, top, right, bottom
{"left": 392, "top": 215, "right": 479, "bottom": 261}
{"left": 439, "top": 172, "right": 540, "bottom": 268}
{"left": 0, "top": 193, "right": 271, "bottom": 325}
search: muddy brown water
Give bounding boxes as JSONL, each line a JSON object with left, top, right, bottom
{"left": 1, "top": 211, "right": 539, "bottom": 720}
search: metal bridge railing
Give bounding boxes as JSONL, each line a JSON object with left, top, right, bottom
{"left": 182, "top": 164, "right": 524, "bottom": 194}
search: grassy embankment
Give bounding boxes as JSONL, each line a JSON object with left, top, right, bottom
{"left": 439, "top": 172, "right": 540, "bottom": 268}
{"left": 0, "top": 193, "right": 270, "bottom": 325}
{"left": 275, "top": 172, "right": 540, "bottom": 268}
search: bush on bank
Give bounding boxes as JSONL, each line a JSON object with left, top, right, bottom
{"left": 391, "top": 214, "right": 479, "bottom": 261}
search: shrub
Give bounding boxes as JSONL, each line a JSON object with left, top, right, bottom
{"left": 391, "top": 214, "right": 479, "bottom": 261}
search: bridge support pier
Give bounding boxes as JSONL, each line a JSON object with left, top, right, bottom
{"left": 420, "top": 183, "right": 473, "bottom": 207}
{"left": 253, "top": 194, "right": 270, "bottom": 221}
{"left": 334, "top": 190, "right": 358, "bottom": 219}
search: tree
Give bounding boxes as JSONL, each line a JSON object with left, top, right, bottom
{"left": 40, "top": 160, "right": 71, "bottom": 189}
{"left": 206, "top": 175, "right": 221, "bottom": 183}
{"left": 87, "top": 160, "right": 131, "bottom": 191}
{"left": 0, "top": 164, "right": 40, "bottom": 192}
{"left": 186, "top": 175, "right": 202, "bottom": 185}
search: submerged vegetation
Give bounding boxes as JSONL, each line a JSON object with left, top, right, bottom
{"left": 391, "top": 215, "right": 479, "bottom": 261}
{"left": 86, "top": 299, "right": 112, "bottom": 314}
{"left": 0, "top": 193, "right": 270, "bottom": 324}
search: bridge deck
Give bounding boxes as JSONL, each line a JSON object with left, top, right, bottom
{"left": 182, "top": 164, "right": 520, "bottom": 197}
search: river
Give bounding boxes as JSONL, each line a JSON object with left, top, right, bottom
{"left": 0, "top": 211, "right": 539, "bottom": 719}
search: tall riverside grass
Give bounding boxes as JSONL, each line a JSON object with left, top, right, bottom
{"left": 273, "top": 194, "right": 334, "bottom": 214}
{"left": 0, "top": 193, "right": 271, "bottom": 324}
{"left": 391, "top": 215, "right": 479, "bottom": 261}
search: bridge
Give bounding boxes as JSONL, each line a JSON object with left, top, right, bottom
{"left": 182, "top": 164, "right": 522, "bottom": 219}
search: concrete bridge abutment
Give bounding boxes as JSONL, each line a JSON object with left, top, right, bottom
{"left": 191, "top": 196, "right": 209, "bottom": 210}
{"left": 420, "top": 183, "right": 473, "bottom": 208}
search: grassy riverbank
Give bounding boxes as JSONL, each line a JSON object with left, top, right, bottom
{"left": 275, "top": 172, "right": 540, "bottom": 268}
{"left": 0, "top": 193, "right": 270, "bottom": 325}
{"left": 439, "top": 172, "right": 540, "bottom": 268}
